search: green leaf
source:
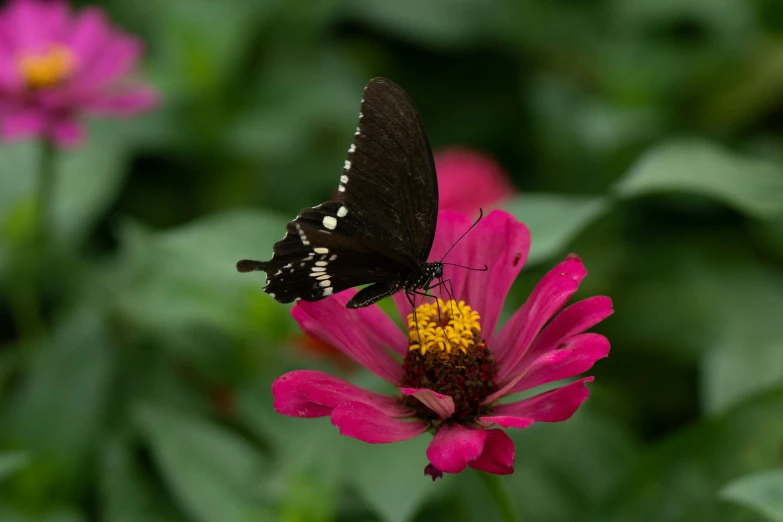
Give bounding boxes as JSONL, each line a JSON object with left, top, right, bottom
{"left": 346, "top": 0, "right": 515, "bottom": 48}
{"left": 143, "top": 0, "right": 269, "bottom": 97}
{"left": 236, "top": 378, "right": 436, "bottom": 522}
{"left": 0, "top": 506, "right": 84, "bottom": 522}
{"left": 236, "top": 381, "right": 345, "bottom": 521}
{"left": 115, "top": 210, "right": 292, "bottom": 339}
{"left": 503, "top": 194, "right": 609, "bottom": 266}
{"left": 493, "top": 408, "right": 640, "bottom": 522}
{"left": 100, "top": 437, "right": 183, "bottom": 522}
{"left": 134, "top": 403, "right": 271, "bottom": 522}
{"left": 2, "top": 308, "right": 116, "bottom": 502}
{"left": 614, "top": 140, "right": 783, "bottom": 218}
{"left": 598, "top": 387, "right": 783, "bottom": 521}
{"left": 0, "top": 452, "right": 30, "bottom": 482}
{"left": 722, "top": 470, "right": 783, "bottom": 522}
{"left": 0, "top": 119, "right": 131, "bottom": 252}
{"left": 699, "top": 260, "right": 783, "bottom": 414}
{"left": 278, "top": 430, "right": 342, "bottom": 522}
{"left": 343, "top": 436, "right": 443, "bottom": 522}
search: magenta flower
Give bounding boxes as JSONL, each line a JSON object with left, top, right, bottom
{"left": 435, "top": 147, "right": 515, "bottom": 216}
{"left": 0, "top": 0, "right": 157, "bottom": 147}
{"left": 273, "top": 210, "right": 612, "bottom": 478}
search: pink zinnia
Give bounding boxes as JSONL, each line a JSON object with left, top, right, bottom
{"left": 0, "top": 0, "right": 157, "bottom": 146}
{"left": 273, "top": 210, "right": 612, "bottom": 478}
{"left": 435, "top": 147, "right": 515, "bottom": 216}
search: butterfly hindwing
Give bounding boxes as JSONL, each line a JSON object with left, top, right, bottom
{"left": 242, "top": 202, "right": 415, "bottom": 303}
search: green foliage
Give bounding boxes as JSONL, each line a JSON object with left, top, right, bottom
{"left": 722, "top": 470, "right": 783, "bottom": 522}
{"left": 3, "top": 0, "right": 783, "bottom": 520}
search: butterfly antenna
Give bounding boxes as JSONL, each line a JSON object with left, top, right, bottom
{"left": 441, "top": 262, "right": 488, "bottom": 272}
{"left": 439, "top": 208, "right": 484, "bottom": 262}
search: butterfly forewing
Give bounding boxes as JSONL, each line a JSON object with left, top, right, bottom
{"left": 340, "top": 78, "right": 438, "bottom": 261}
{"left": 237, "top": 78, "right": 440, "bottom": 307}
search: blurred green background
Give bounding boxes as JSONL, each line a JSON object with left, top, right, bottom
{"left": 2, "top": 0, "right": 783, "bottom": 521}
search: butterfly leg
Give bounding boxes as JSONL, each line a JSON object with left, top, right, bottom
{"left": 425, "top": 278, "right": 456, "bottom": 319}
{"left": 406, "top": 291, "right": 422, "bottom": 343}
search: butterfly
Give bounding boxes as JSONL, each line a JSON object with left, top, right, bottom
{"left": 236, "top": 77, "right": 444, "bottom": 309}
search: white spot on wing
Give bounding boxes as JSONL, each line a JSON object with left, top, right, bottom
{"left": 348, "top": 144, "right": 355, "bottom": 153}
{"left": 338, "top": 185, "right": 345, "bottom": 192}
{"left": 311, "top": 266, "right": 326, "bottom": 272}
{"left": 319, "top": 280, "right": 331, "bottom": 288}
{"left": 340, "top": 175, "right": 348, "bottom": 184}
{"left": 323, "top": 216, "right": 337, "bottom": 230}
{"left": 323, "top": 288, "right": 333, "bottom": 296}
{"left": 315, "top": 261, "right": 328, "bottom": 267}
{"left": 316, "top": 274, "right": 330, "bottom": 280}
{"left": 329, "top": 254, "right": 337, "bottom": 261}
{"left": 337, "top": 206, "right": 348, "bottom": 217}
{"left": 314, "top": 247, "right": 329, "bottom": 254}
{"left": 344, "top": 160, "right": 352, "bottom": 171}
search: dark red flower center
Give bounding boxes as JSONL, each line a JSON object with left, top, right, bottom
{"left": 400, "top": 299, "right": 498, "bottom": 427}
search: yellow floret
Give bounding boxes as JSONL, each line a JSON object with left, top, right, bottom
{"left": 407, "top": 299, "right": 481, "bottom": 355}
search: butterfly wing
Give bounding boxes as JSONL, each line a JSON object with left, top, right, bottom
{"left": 237, "top": 77, "right": 439, "bottom": 305}
{"left": 338, "top": 77, "right": 438, "bottom": 262}
{"left": 237, "top": 202, "right": 416, "bottom": 303}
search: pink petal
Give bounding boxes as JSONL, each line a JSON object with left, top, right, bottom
{"left": 495, "top": 255, "right": 588, "bottom": 383}
{"left": 273, "top": 370, "right": 412, "bottom": 419}
{"left": 66, "top": 7, "right": 111, "bottom": 71}
{"left": 292, "top": 291, "right": 404, "bottom": 384}
{"left": 486, "top": 333, "right": 609, "bottom": 403}
{"left": 468, "top": 429, "right": 515, "bottom": 475}
{"left": 435, "top": 147, "right": 515, "bottom": 217}
{"left": 477, "top": 416, "right": 534, "bottom": 430}
{"left": 425, "top": 424, "right": 486, "bottom": 474}
{"left": 463, "top": 210, "right": 530, "bottom": 342}
{"left": 5, "top": 0, "right": 69, "bottom": 51}
{"left": 50, "top": 117, "right": 83, "bottom": 147}
{"left": 399, "top": 388, "right": 455, "bottom": 419}
{"left": 0, "top": 51, "right": 23, "bottom": 90}
{"left": 1, "top": 108, "right": 45, "bottom": 141}
{"left": 83, "top": 86, "right": 159, "bottom": 115}
{"left": 272, "top": 372, "right": 332, "bottom": 418}
{"left": 331, "top": 401, "right": 427, "bottom": 443}
{"left": 347, "top": 293, "right": 408, "bottom": 357}
{"left": 393, "top": 210, "right": 531, "bottom": 344}
{"left": 521, "top": 296, "right": 613, "bottom": 368}
{"left": 492, "top": 377, "right": 593, "bottom": 422}
{"left": 76, "top": 34, "right": 141, "bottom": 88}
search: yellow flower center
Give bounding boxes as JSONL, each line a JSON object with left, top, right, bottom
{"left": 407, "top": 298, "right": 481, "bottom": 355}
{"left": 17, "top": 45, "right": 74, "bottom": 89}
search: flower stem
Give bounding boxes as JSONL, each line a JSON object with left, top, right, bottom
{"left": 12, "top": 139, "right": 57, "bottom": 341}
{"left": 479, "top": 472, "right": 519, "bottom": 522}
{"left": 37, "top": 139, "right": 56, "bottom": 248}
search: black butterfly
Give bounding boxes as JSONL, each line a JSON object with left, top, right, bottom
{"left": 236, "top": 77, "right": 444, "bottom": 309}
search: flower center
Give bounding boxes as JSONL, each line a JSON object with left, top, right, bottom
{"left": 401, "top": 299, "right": 498, "bottom": 425}
{"left": 17, "top": 45, "right": 74, "bottom": 89}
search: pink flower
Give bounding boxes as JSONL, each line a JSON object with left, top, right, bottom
{"left": 435, "top": 147, "right": 515, "bottom": 216}
{"left": 0, "top": 0, "right": 157, "bottom": 147}
{"left": 272, "top": 210, "right": 613, "bottom": 478}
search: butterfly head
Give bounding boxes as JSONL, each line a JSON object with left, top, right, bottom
{"left": 432, "top": 262, "right": 443, "bottom": 279}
